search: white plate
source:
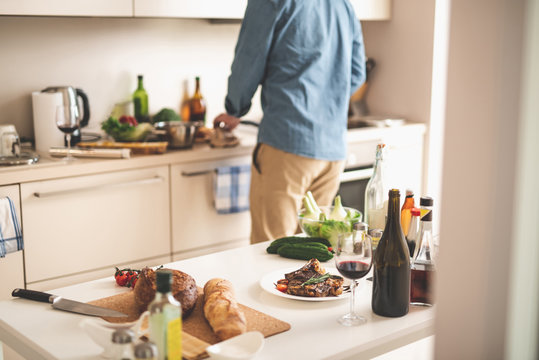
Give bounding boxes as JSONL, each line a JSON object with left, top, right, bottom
{"left": 259, "top": 266, "right": 350, "bottom": 302}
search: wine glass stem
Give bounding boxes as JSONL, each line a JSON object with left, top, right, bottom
{"left": 66, "top": 134, "right": 71, "bottom": 158}
{"left": 349, "top": 279, "right": 357, "bottom": 316}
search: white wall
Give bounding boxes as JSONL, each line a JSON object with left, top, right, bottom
{"left": 0, "top": 16, "right": 256, "bottom": 139}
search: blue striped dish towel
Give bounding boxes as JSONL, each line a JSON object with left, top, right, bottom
{"left": 0, "top": 197, "right": 23, "bottom": 258}
{"left": 213, "top": 165, "right": 251, "bottom": 214}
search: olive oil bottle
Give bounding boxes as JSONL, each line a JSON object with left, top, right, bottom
{"left": 133, "top": 75, "right": 149, "bottom": 123}
{"left": 372, "top": 189, "right": 411, "bottom": 317}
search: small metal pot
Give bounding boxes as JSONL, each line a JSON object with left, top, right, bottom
{"left": 153, "top": 121, "right": 203, "bottom": 149}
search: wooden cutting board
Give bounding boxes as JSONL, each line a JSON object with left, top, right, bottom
{"left": 77, "top": 141, "right": 168, "bottom": 155}
{"left": 89, "top": 288, "right": 290, "bottom": 360}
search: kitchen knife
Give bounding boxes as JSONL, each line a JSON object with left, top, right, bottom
{"left": 12, "top": 288, "right": 128, "bottom": 318}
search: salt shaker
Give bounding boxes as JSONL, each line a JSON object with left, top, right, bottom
{"left": 134, "top": 341, "right": 159, "bottom": 360}
{"left": 111, "top": 328, "right": 135, "bottom": 360}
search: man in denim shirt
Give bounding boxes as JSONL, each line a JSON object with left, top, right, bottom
{"left": 214, "top": 0, "right": 366, "bottom": 243}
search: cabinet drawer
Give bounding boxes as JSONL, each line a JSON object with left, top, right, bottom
{"left": 21, "top": 166, "right": 170, "bottom": 283}
{"left": 171, "top": 157, "right": 251, "bottom": 253}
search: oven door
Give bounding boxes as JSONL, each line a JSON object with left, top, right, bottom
{"left": 337, "top": 165, "right": 373, "bottom": 215}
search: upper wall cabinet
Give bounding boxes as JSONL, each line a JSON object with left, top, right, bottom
{"left": 0, "top": 0, "right": 132, "bottom": 17}
{"left": 134, "top": 0, "right": 248, "bottom": 19}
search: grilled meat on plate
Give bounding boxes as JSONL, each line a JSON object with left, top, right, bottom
{"left": 285, "top": 259, "right": 344, "bottom": 297}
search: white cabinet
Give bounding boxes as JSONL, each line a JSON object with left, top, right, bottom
{"left": 0, "top": 0, "right": 132, "bottom": 17}
{"left": 350, "top": 0, "right": 391, "bottom": 21}
{"left": 170, "top": 156, "right": 251, "bottom": 257}
{"left": 20, "top": 166, "right": 171, "bottom": 288}
{"left": 134, "top": 0, "right": 248, "bottom": 19}
{"left": 0, "top": 185, "right": 24, "bottom": 301}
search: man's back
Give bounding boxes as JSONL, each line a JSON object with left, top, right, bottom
{"left": 226, "top": 0, "right": 366, "bottom": 160}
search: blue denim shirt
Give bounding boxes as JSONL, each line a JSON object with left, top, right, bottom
{"left": 225, "top": 0, "right": 366, "bottom": 160}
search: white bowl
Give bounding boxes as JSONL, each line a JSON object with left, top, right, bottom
{"left": 206, "top": 331, "right": 265, "bottom": 360}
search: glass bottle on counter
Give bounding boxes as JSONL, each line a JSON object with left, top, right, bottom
{"left": 149, "top": 270, "right": 182, "bottom": 360}
{"left": 410, "top": 197, "right": 436, "bottom": 306}
{"left": 133, "top": 75, "right": 149, "bottom": 123}
{"left": 406, "top": 207, "right": 421, "bottom": 258}
{"left": 400, "top": 189, "right": 415, "bottom": 237}
{"left": 189, "top": 76, "right": 206, "bottom": 123}
{"left": 364, "top": 144, "right": 388, "bottom": 237}
{"left": 372, "top": 189, "right": 410, "bottom": 318}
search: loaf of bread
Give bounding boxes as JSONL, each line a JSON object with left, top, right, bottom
{"left": 203, "top": 278, "right": 247, "bottom": 340}
{"left": 133, "top": 267, "right": 198, "bottom": 317}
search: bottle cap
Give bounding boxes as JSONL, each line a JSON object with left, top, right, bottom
{"left": 420, "top": 196, "right": 433, "bottom": 206}
{"left": 405, "top": 189, "right": 414, "bottom": 197}
{"left": 353, "top": 222, "right": 368, "bottom": 231}
{"left": 411, "top": 208, "right": 420, "bottom": 216}
{"left": 134, "top": 341, "right": 158, "bottom": 359}
{"left": 111, "top": 329, "right": 134, "bottom": 344}
{"left": 389, "top": 189, "right": 400, "bottom": 197}
{"left": 137, "top": 74, "right": 143, "bottom": 80}
{"left": 156, "top": 270, "right": 172, "bottom": 293}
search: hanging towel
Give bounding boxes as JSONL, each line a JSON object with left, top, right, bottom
{"left": 213, "top": 165, "right": 251, "bottom": 214}
{"left": 0, "top": 197, "right": 23, "bottom": 258}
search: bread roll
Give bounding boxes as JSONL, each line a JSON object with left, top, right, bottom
{"left": 203, "top": 278, "right": 247, "bottom": 340}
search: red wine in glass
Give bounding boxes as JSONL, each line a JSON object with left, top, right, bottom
{"left": 57, "top": 124, "right": 80, "bottom": 134}
{"left": 336, "top": 260, "right": 371, "bottom": 279}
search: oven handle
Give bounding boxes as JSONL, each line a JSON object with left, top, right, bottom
{"left": 339, "top": 168, "right": 373, "bottom": 183}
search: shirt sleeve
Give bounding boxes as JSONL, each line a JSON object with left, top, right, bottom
{"left": 350, "top": 19, "right": 367, "bottom": 96}
{"left": 225, "top": 0, "right": 280, "bottom": 117}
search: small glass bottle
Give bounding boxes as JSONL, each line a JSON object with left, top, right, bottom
{"left": 364, "top": 144, "right": 388, "bottom": 235}
{"left": 400, "top": 189, "right": 415, "bottom": 237}
{"left": 149, "top": 270, "right": 182, "bottom": 360}
{"left": 410, "top": 197, "right": 436, "bottom": 306}
{"left": 134, "top": 341, "right": 158, "bottom": 360}
{"left": 189, "top": 76, "right": 206, "bottom": 123}
{"left": 406, "top": 207, "right": 421, "bottom": 258}
{"left": 133, "top": 75, "right": 149, "bottom": 123}
{"left": 111, "top": 329, "right": 135, "bottom": 360}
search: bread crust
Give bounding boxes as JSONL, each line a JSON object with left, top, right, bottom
{"left": 203, "top": 278, "right": 247, "bottom": 340}
{"left": 133, "top": 267, "right": 198, "bottom": 317}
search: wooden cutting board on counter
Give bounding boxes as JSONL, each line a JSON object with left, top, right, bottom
{"left": 88, "top": 289, "right": 290, "bottom": 360}
{"left": 76, "top": 141, "right": 168, "bottom": 155}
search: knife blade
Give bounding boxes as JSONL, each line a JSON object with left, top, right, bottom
{"left": 12, "top": 288, "right": 128, "bottom": 318}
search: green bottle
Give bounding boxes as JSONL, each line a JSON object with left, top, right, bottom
{"left": 148, "top": 270, "right": 182, "bottom": 360}
{"left": 133, "top": 75, "right": 149, "bottom": 123}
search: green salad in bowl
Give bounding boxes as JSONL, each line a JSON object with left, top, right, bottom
{"left": 101, "top": 115, "right": 154, "bottom": 142}
{"left": 298, "top": 192, "right": 362, "bottom": 247}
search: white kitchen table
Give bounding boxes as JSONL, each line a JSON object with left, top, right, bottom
{"left": 0, "top": 242, "right": 435, "bottom": 360}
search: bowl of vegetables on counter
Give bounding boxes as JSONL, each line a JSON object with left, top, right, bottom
{"left": 101, "top": 115, "right": 154, "bottom": 142}
{"left": 298, "top": 192, "right": 362, "bottom": 247}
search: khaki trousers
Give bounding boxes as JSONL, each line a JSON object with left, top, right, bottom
{"left": 249, "top": 143, "right": 345, "bottom": 244}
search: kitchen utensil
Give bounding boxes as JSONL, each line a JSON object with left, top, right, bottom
{"left": 76, "top": 141, "right": 168, "bottom": 155}
{"left": 206, "top": 331, "right": 265, "bottom": 360}
{"left": 55, "top": 105, "right": 80, "bottom": 161}
{"left": 12, "top": 288, "right": 128, "bottom": 318}
{"left": 0, "top": 124, "right": 21, "bottom": 157}
{"left": 32, "top": 86, "right": 90, "bottom": 152}
{"left": 154, "top": 121, "right": 202, "bottom": 149}
{"left": 49, "top": 147, "right": 131, "bottom": 159}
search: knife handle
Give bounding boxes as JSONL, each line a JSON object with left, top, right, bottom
{"left": 12, "top": 288, "right": 54, "bottom": 303}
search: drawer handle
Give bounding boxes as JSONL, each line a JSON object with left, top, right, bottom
{"left": 181, "top": 170, "right": 215, "bottom": 177}
{"left": 33, "top": 176, "right": 164, "bottom": 198}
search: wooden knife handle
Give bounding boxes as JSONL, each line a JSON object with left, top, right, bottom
{"left": 12, "top": 288, "right": 54, "bottom": 303}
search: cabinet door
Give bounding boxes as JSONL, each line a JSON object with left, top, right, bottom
{"left": 134, "top": 0, "right": 247, "bottom": 19}
{"left": 0, "top": 185, "right": 24, "bottom": 301}
{"left": 0, "top": 0, "right": 132, "bottom": 17}
{"left": 20, "top": 166, "right": 170, "bottom": 284}
{"left": 170, "top": 156, "right": 251, "bottom": 254}
{"left": 349, "top": 0, "right": 391, "bottom": 20}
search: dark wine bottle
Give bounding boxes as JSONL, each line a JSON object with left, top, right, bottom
{"left": 372, "top": 189, "right": 411, "bottom": 317}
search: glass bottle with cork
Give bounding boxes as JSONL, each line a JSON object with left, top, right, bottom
{"left": 371, "top": 189, "right": 410, "bottom": 318}
{"left": 188, "top": 76, "right": 206, "bottom": 124}
{"left": 148, "top": 270, "right": 182, "bottom": 360}
{"left": 364, "top": 144, "right": 388, "bottom": 245}
{"left": 410, "top": 196, "right": 436, "bottom": 306}
{"left": 133, "top": 75, "right": 149, "bottom": 123}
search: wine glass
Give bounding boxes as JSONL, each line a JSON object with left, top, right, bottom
{"left": 56, "top": 105, "right": 80, "bottom": 161}
{"left": 335, "top": 222, "right": 373, "bottom": 326}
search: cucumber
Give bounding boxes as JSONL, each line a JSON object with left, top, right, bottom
{"left": 266, "top": 236, "right": 332, "bottom": 254}
{"left": 277, "top": 243, "right": 334, "bottom": 262}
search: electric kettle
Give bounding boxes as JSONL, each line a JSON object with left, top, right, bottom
{"left": 40, "top": 86, "right": 90, "bottom": 145}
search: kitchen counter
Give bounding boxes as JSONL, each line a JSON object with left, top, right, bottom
{"left": 0, "top": 123, "right": 426, "bottom": 187}
{"left": 0, "top": 241, "right": 435, "bottom": 360}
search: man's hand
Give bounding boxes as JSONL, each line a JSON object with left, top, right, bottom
{"left": 213, "top": 113, "right": 241, "bottom": 131}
